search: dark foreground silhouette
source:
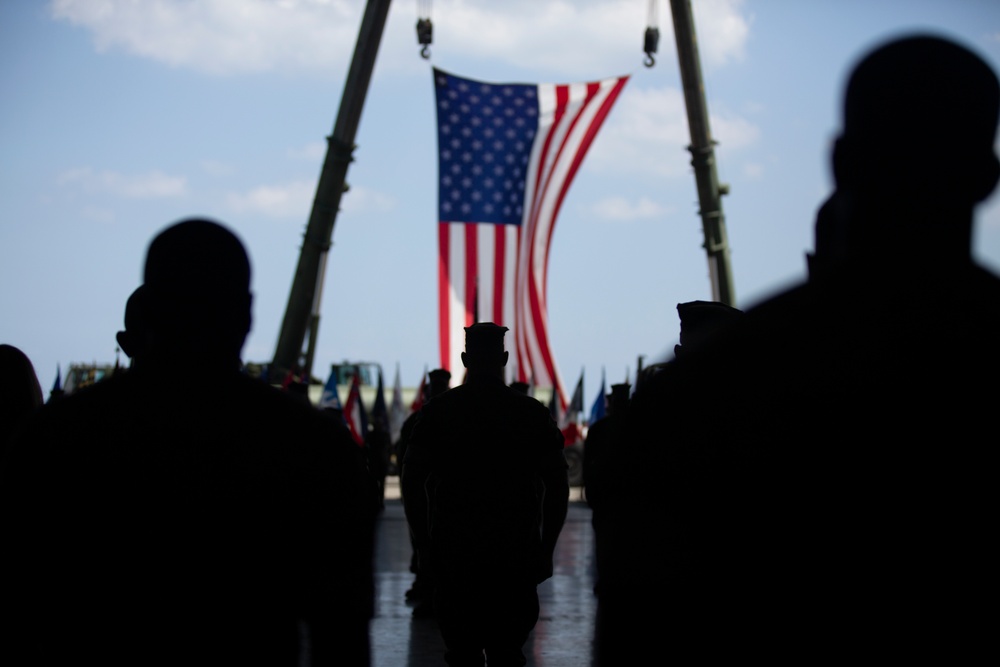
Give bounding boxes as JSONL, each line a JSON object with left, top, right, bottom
{"left": 611, "top": 34, "right": 1000, "bottom": 663}
{"left": 2, "top": 219, "right": 378, "bottom": 666}
{"left": 0, "top": 344, "right": 43, "bottom": 452}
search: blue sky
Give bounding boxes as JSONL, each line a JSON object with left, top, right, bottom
{"left": 3, "top": 0, "right": 1000, "bottom": 401}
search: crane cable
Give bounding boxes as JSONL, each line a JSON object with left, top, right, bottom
{"left": 644, "top": 0, "right": 660, "bottom": 67}
{"left": 417, "top": 0, "right": 432, "bottom": 59}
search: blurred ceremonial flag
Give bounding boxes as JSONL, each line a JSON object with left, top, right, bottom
{"left": 433, "top": 68, "right": 629, "bottom": 413}
{"left": 318, "top": 368, "right": 342, "bottom": 410}
{"left": 561, "top": 371, "right": 585, "bottom": 446}
{"left": 344, "top": 372, "right": 368, "bottom": 447}
{"left": 589, "top": 368, "right": 606, "bottom": 425}
{"left": 389, "top": 363, "right": 406, "bottom": 444}
{"left": 410, "top": 367, "right": 428, "bottom": 413}
{"left": 566, "top": 371, "right": 584, "bottom": 424}
{"left": 49, "top": 364, "right": 63, "bottom": 403}
{"left": 371, "top": 367, "right": 389, "bottom": 434}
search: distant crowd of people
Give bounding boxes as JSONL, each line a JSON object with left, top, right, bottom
{"left": 2, "top": 33, "right": 999, "bottom": 666}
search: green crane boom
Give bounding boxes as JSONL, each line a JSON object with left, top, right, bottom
{"left": 270, "top": 0, "right": 392, "bottom": 383}
{"left": 669, "top": 0, "right": 737, "bottom": 306}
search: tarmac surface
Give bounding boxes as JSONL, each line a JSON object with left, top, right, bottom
{"left": 370, "top": 478, "right": 597, "bottom": 667}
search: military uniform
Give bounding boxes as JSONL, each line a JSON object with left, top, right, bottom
{"left": 402, "top": 324, "right": 568, "bottom": 667}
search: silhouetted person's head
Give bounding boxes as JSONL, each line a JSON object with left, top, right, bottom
{"left": 607, "top": 383, "right": 630, "bottom": 417}
{"left": 674, "top": 300, "right": 743, "bottom": 358}
{"left": 831, "top": 34, "right": 1000, "bottom": 263}
{"left": 461, "top": 323, "right": 508, "bottom": 381}
{"left": 1, "top": 344, "right": 43, "bottom": 444}
{"left": 428, "top": 368, "right": 452, "bottom": 397}
{"left": 142, "top": 218, "right": 252, "bottom": 371}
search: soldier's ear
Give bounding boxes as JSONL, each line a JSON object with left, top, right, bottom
{"left": 461, "top": 352, "right": 469, "bottom": 368}
{"left": 502, "top": 351, "right": 509, "bottom": 367}
{"left": 116, "top": 331, "right": 134, "bottom": 359}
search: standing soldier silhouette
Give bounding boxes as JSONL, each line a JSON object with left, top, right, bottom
{"left": 626, "top": 34, "right": 1000, "bottom": 662}
{"left": 2, "top": 219, "right": 377, "bottom": 666}
{"left": 398, "top": 366, "right": 452, "bottom": 615}
{"left": 402, "top": 323, "right": 569, "bottom": 667}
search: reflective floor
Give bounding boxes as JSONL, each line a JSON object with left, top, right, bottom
{"left": 371, "top": 480, "right": 598, "bottom": 667}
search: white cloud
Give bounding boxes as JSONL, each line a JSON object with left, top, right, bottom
{"left": 285, "top": 141, "right": 327, "bottom": 164}
{"left": 201, "top": 159, "right": 235, "bottom": 176}
{"left": 591, "top": 196, "right": 666, "bottom": 221}
{"left": 426, "top": 1, "right": 637, "bottom": 75}
{"left": 426, "top": 0, "right": 749, "bottom": 75}
{"left": 49, "top": 0, "right": 751, "bottom": 78}
{"left": 691, "top": 0, "right": 751, "bottom": 68}
{"left": 587, "top": 86, "right": 690, "bottom": 178}
{"left": 81, "top": 206, "right": 117, "bottom": 224}
{"left": 340, "top": 184, "right": 396, "bottom": 213}
{"left": 57, "top": 167, "right": 188, "bottom": 198}
{"left": 227, "top": 180, "right": 315, "bottom": 218}
{"left": 743, "top": 162, "right": 764, "bottom": 180}
{"left": 226, "top": 179, "right": 395, "bottom": 217}
{"left": 586, "top": 85, "right": 759, "bottom": 178}
{"left": 712, "top": 111, "right": 760, "bottom": 150}
{"left": 286, "top": 141, "right": 326, "bottom": 161}
{"left": 49, "top": 0, "right": 360, "bottom": 75}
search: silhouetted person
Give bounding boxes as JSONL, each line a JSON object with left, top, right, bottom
{"left": 0, "top": 344, "right": 43, "bottom": 454}
{"left": 402, "top": 323, "right": 568, "bottom": 666}
{"left": 509, "top": 380, "right": 530, "bottom": 395}
{"left": 398, "top": 367, "right": 451, "bottom": 614}
{"left": 2, "top": 218, "right": 377, "bottom": 666}
{"left": 366, "top": 416, "right": 392, "bottom": 508}
{"left": 582, "top": 382, "right": 630, "bottom": 594}
{"left": 628, "top": 34, "right": 1000, "bottom": 661}
{"left": 671, "top": 299, "right": 744, "bottom": 359}
{"left": 592, "top": 301, "right": 742, "bottom": 662}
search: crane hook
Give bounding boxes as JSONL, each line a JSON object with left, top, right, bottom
{"left": 643, "top": 25, "right": 659, "bottom": 68}
{"left": 417, "top": 17, "right": 433, "bottom": 60}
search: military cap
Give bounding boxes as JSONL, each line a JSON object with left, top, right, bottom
{"left": 464, "top": 322, "right": 508, "bottom": 356}
{"left": 677, "top": 300, "right": 743, "bottom": 348}
{"left": 609, "top": 383, "right": 631, "bottom": 400}
{"left": 428, "top": 368, "right": 452, "bottom": 382}
{"left": 608, "top": 382, "right": 631, "bottom": 412}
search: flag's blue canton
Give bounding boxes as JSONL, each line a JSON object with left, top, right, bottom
{"left": 435, "top": 68, "right": 539, "bottom": 225}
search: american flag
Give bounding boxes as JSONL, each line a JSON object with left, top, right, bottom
{"left": 434, "top": 68, "right": 628, "bottom": 411}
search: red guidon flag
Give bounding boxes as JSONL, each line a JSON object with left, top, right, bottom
{"left": 344, "top": 372, "right": 367, "bottom": 447}
{"left": 433, "top": 68, "right": 628, "bottom": 411}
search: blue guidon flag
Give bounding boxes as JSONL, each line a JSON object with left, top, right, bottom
{"left": 434, "top": 68, "right": 628, "bottom": 411}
